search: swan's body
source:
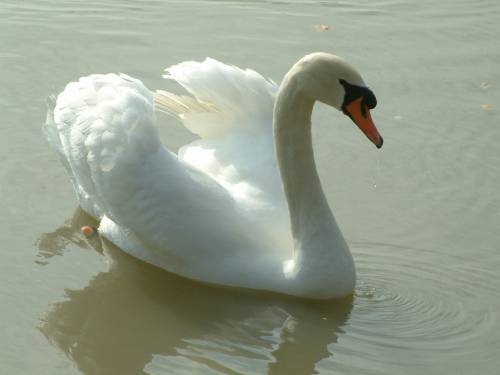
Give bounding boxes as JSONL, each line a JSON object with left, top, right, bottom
{"left": 45, "top": 53, "right": 382, "bottom": 299}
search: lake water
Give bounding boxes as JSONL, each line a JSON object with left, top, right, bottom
{"left": 1, "top": 0, "right": 500, "bottom": 374}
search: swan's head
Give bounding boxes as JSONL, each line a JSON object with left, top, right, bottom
{"left": 292, "top": 52, "right": 383, "bottom": 148}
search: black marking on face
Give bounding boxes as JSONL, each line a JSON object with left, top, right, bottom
{"left": 339, "top": 79, "right": 377, "bottom": 116}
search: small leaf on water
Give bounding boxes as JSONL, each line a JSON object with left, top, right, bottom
{"left": 314, "top": 24, "right": 331, "bottom": 32}
{"left": 480, "top": 81, "right": 490, "bottom": 90}
{"left": 481, "top": 104, "right": 495, "bottom": 110}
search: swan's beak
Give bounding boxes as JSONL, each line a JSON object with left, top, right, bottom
{"left": 345, "top": 97, "right": 383, "bottom": 149}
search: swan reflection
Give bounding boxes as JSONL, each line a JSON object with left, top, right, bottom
{"left": 38, "top": 208, "right": 352, "bottom": 375}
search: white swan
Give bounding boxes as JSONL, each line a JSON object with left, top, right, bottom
{"left": 44, "top": 53, "right": 382, "bottom": 299}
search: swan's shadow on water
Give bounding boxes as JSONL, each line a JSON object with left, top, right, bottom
{"left": 38, "top": 208, "right": 353, "bottom": 375}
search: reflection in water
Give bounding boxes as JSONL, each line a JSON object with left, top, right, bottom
{"left": 38, "top": 208, "right": 352, "bottom": 375}
{"left": 38, "top": 210, "right": 500, "bottom": 374}
{"left": 35, "top": 209, "right": 97, "bottom": 265}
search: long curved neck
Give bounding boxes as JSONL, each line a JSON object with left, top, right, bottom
{"left": 274, "top": 80, "right": 327, "bottom": 237}
{"left": 273, "top": 71, "right": 355, "bottom": 297}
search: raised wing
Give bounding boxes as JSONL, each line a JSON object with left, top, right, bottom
{"left": 154, "top": 58, "right": 283, "bottom": 204}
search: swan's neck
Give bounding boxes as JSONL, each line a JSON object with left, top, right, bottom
{"left": 273, "top": 73, "right": 355, "bottom": 297}
{"left": 274, "top": 86, "right": 320, "bottom": 235}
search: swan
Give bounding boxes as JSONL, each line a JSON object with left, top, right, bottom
{"left": 44, "top": 52, "right": 382, "bottom": 299}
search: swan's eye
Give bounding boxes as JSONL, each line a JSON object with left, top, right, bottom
{"left": 363, "top": 90, "right": 377, "bottom": 110}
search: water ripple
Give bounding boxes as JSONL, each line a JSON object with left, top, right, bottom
{"left": 330, "top": 241, "right": 500, "bottom": 373}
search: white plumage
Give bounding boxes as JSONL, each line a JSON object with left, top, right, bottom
{"left": 45, "top": 53, "right": 382, "bottom": 298}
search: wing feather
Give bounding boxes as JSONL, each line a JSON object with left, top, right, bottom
{"left": 152, "top": 58, "right": 283, "bottom": 206}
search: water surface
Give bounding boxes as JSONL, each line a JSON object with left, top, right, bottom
{"left": 1, "top": 0, "right": 500, "bottom": 374}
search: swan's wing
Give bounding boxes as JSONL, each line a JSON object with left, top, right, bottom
{"left": 44, "top": 73, "right": 158, "bottom": 219}
{"left": 156, "top": 57, "right": 278, "bottom": 138}
{"left": 154, "top": 59, "right": 283, "bottom": 204}
{"left": 45, "top": 73, "right": 284, "bottom": 272}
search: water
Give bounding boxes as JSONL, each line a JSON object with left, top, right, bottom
{"left": 1, "top": 0, "right": 500, "bottom": 374}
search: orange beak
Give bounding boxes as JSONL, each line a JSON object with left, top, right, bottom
{"left": 344, "top": 97, "right": 383, "bottom": 148}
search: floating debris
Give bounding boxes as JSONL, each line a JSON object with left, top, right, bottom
{"left": 81, "top": 225, "right": 96, "bottom": 237}
{"left": 481, "top": 104, "right": 495, "bottom": 110}
{"left": 314, "top": 24, "right": 331, "bottom": 32}
{"left": 480, "top": 81, "right": 490, "bottom": 90}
